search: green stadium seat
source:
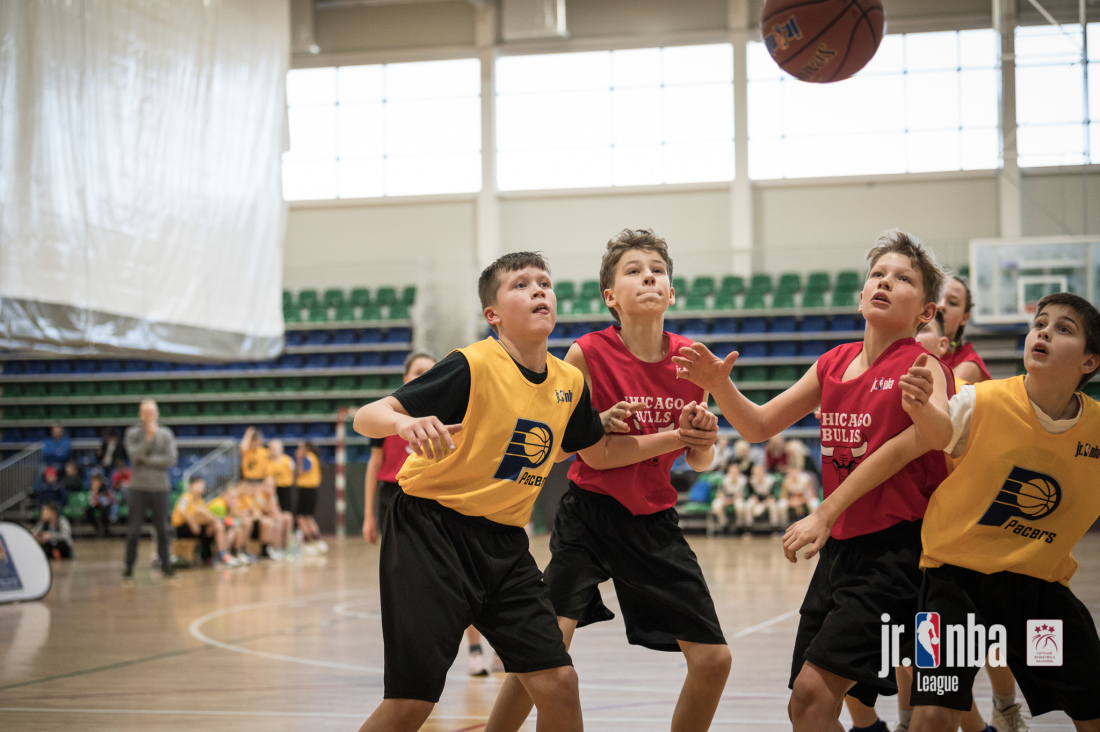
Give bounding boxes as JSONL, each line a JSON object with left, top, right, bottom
{"left": 283, "top": 307, "right": 302, "bottom": 324}
{"left": 73, "top": 404, "right": 97, "bottom": 419}
{"left": 777, "top": 273, "right": 802, "bottom": 293}
{"left": 748, "top": 274, "right": 773, "bottom": 295}
{"left": 99, "top": 404, "right": 122, "bottom": 419}
{"left": 63, "top": 491, "right": 88, "bottom": 520}
{"left": 174, "top": 379, "right": 199, "bottom": 393}
{"left": 579, "top": 280, "right": 601, "bottom": 300}
{"left": 279, "top": 376, "right": 304, "bottom": 392}
{"left": 252, "top": 377, "right": 277, "bottom": 392}
{"left": 3, "top": 405, "right": 22, "bottom": 419}
{"left": 375, "top": 287, "right": 398, "bottom": 307}
{"left": 741, "top": 366, "right": 768, "bottom": 382}
{"left": 683, "top": 294, "right": 708, "bottom": 311}
{"left": 350, "top": 288, "right": 371, "bottom": 308}
{"left": 801, "top": 290, "right": 827, "bottom": 308}
{"left": 73, "top": 383, "right": 97, "bottom": 398}
{"left": 297, "top": 289, "right": 319, "bottom": 309}
{"left": 305, "top": 399, "right": 333, "bottom": 414}
{"left": 957, "top": 266, "right": 970, "bottom": 280}
{"left": 569, "top": 299, "right": 594, "bottom": 315}
{"left": 201, "top": 402, "right": 226, "bottom": 416}
{"left": 304, "top": 376, "right": 330, "bottom": 391}
{"left": 322, "top": 288, "right": 345, "bottom": 309}
{"left": 806, "top": 272, "right": 831, "bottom": 292}
{"left": 835, "top": 270, "right": 862, "bottom": 292}
{"left": 98, "top": 381, "right": 121, "bottom": 396}
{"left": 383, "top": 374, "right": 404, "bottom": 389}
{"left": 1, "top": 384, "right": 23, "bottom": 398}
{"left": 283, "top": 290, "right": 293, "bottom": 308}
{"left": 713, "top": 293, "right": 737, "bottom": 311}
{"left": 772, "top": 291, "right": 796, "bottom": 309}
{"left": 174, "top": 402, "right": 199, "bottom": 418}
{"left": 743, "top": 293, "right": 766, "bottom": 310}
{"left": 121, "top": 380, "right": 146, "bottom": 395}
{"left": 719, "top": 275, "right": 745, "bottom": 297}
{"left": 401, "top": 286, "right": 416, "bottom": 305}
{"left": 672, "top": 277, "right": 688, "bottom": 296}
{"left": 554, "top": 281, "right": 576, "bottom": 300}
{"left": 23, "top": 405, "right": 47, "bottom": 420}
{"left": 691, "top": 276, "right": 716, "bottom": 297}
{"left": 307, "top": 305, "right": 328, "bottom": 323}
{"left": 743, "top": 389, "right": 769, "bottom": 406}
{"left": 226, "top": 401, "right": 251, "bottom": 416}
{"left": 830, "top": 289, "right": 857, "bottom": 308}
{"left": 771, "top": 365, "right": 801, "bottom": 383}
{"left": 280, "top": 399, "right": 304, "bottom": 414}
{"left": 360, "top": 375, "right": 384, "bottom": 390}
{"left": 252, "top": 400, "right": 277, "bottom": 416}
{"left": 361, "top": 304, "right": 383, "bottom": 321}
{"left": 334, "top": 305, "right": 356, "bottom": 322}
{"left": 147, "top": 380, "right": 173, "bottom": 394}
{"left": 199, "top": 378, "right": 228, "bottom": 393}
{"left": 387, "top": 304, "right": 410, "bottom": 320}
{"left": 331, "top": 375, "right": 356, "bottom": 391}
{"left": 47, "top": 382, "right": 73, "bottom": 398}
{"left": 23, "top": 383, "right": 46, "bottom": 398}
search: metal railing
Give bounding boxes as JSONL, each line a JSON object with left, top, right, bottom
{"left": 181, "top": 439, "right": 240, "bottom": 500}
{"left": 0, "top": 443, "right": 44, "bottom": 514}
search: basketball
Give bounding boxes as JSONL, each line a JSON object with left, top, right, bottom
{"left": 522, "top": 425, "right": 552, "bottom": 464}
{"left": 1014, "top": 477, "right": 1059, "bottom": 518}
{"left": 761, "top": 0, "right": 885, "bottom": 83}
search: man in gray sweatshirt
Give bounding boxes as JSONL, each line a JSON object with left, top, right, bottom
{"left": 123, "top": 399, "right": 178, "bottom": 579}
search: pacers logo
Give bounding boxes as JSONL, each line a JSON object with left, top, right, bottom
{"left": 915, "top": 612, "right": 941, "bottom": 668}
{"left": 493, "top": 418, "right": 554, "bottom": 481}
{"left": 977, "top": 466, "right": 1061, "bottom": 528}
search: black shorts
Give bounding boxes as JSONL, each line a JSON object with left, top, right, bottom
{"left": 790, "top": 520, "right": 923, "bottom": 707}
{"left": 544, "top": 484, "right": 726, "bottom": 652}
{"left": 379, "top": 492, "right": 571, "bottom": 702}
{"left": 376, "top": 481, "right": 401, "bottom": 537}
{"left": 175, "top": 523, "right": 205, "bottom": 539}
{"left": 276, "top": 486, "right": 295, "bottom": 513}
{"left": 296, "top": 487, "right": 316, "bottom": 517}
{"left": 250, "top": 522, "right": 262, "bottom": 540}
{"left": 910, "top": 564, "right": 1100, "bottom": 720}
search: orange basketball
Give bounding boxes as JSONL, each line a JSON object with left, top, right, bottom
{"left": 761, "top": 0, "right": 885, "bottom": 83}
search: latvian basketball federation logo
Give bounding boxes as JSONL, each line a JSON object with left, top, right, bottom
{"left": 915, "top": 612, "right": 941, "bottom": 668}
{"left": 493, "top": 418, "right": 554, "bottom": 481}
{"left": 977, "top": 466, "right": 1061, "bottom": 527}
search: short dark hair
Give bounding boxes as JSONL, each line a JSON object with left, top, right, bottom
{"left": 403, "top": 351, "right": 436, "bottom": 376}
{"left": 477, "top": 252, "right": 551, "bottom": 335}
{"left": 866, "top": 230, "right": 946, "bottom": 306}
{"left": 598, "top": 229, "right": 674, "bottom": 323}
{"left": 189, "top": 475, "right": 205, "bottom": 486}
{"left": 43, "top": 502, "right": 60, "bottom": 514}
{"left": 1035, "top": 293, "right": 1100, "bottom": 390}
{"left": 917, "top": 309, "right": 946, "bottom": 337}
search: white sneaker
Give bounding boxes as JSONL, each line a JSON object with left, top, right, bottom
{"left": 265, "top": 546, "right": 286, "bottom": 561}
{"left": 302, "top": 543, "right": 320, "bottom": 556}
{"left": 316, "top": 540, "right": 329, "bottom": 553}
{"left": 991, "top": 703, "right": 1029, "bottom": 732}
{"left": 217, "top": 553, "right": 241, "bottom": 567}
{"left": 467, "top": 652, "right": 488, "bottom": 677}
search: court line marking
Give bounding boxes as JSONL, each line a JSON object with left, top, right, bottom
{"left": 0, "top": 646, "right": 213, "bottom": 692}
{"left": 732, "top": 608, "right": 801, "bottom": 639}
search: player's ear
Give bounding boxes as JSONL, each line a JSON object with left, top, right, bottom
{"left": 937, "top": 336, "right": 950, "bottom": 357}
{"left": 919, "top": 302, "right": 936, "bottom": 324}
{"left": 483, "top": 306, "right": 500, "bottom": 328}
{"left": 1080, "top": 351, "right": 1100, "bottom": 376}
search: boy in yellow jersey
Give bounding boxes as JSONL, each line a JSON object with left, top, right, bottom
{"left": 172, "top": 477, "right": 239, "bottom": 566}
{"left": 268, "top": 439, "right": 296, "bottom": 513}
{"left": 240, "top": 426, "right": 270, "bottom": 483}
{"left": 294, "top": 441, "right": 326, "bottom": 554}
{"left": 354, "top": 251, "right": 717, "bottom": 732}
{"left": 207, "top": 487, "right": 257, "bottom": 564}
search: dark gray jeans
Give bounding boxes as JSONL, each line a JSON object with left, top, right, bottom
{"left": 124, "top": 490, "right": 171, "bottom": 572}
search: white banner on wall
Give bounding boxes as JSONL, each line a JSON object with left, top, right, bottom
{"left": 0, "top": 0, "right": 288, "bottom": 361}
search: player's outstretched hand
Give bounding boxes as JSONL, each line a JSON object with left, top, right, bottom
{"left": 900, "top": 353, "right": 934, "bottom": 416}
{"left": 782, "top": 512, "right": 831, "bottom": 563}
{"left": 397, "top": 416, "right": 463, "bottom": 459}
{"left": 677, "top": 401, "right": 719, "bottom": 449}
{"left": 672, "top": 343, "right": 738, "bottom": 391}
{"left": 601, "top": 401, "right": 647, "bottom": 434}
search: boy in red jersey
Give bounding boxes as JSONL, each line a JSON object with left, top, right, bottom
{"left": 354, "top": 251, "right": 716, "bottom": 732}
{"left": 485, "top": 229, "right": 729, "bottom": 732}
{"left": 674, "top": 230, "right": 955, "bottom": 732}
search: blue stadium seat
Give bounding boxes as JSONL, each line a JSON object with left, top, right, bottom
{"left": 74, "top": 360, "right": 97, "bottom": 374}
{"left": 306, "top": 422, "right": 331, "bottom": 437}
{"left": 278, "top": 423, "right": 304, "bottom": 438}
{"left": 284, "top": 331, "right": 305, "bottom": 346}
{"left": 250, "top": 361, "right": 274, "bottom": 371}
{"left": 800, "top": 315, "right": 827, "bottom": 333}
{"left": 136, "top": 360, "right": 159, "bottom": 371}
{"left": 225, "top": 361, "right": 249, "bottom": 371}
{"left": 717, "top": 415, "right": 732, "bottom": 430}
{"left": 771, "top": 316, "right": 797, "bottom": 333}
{"left": 800, "top": 341, "right": 828, "bottom": 357}
{"left": 383, "top": 351, "right": 407, "bottom": 367}
{"left": 679, "top": 318, "right": 709, "bottom": 336}
{"left": 228, "top": 424, "right": 249, "bottom": 438}
{"left": 73, "top": 427, "right": 98, "bottom": 439}
{"left": 332, "top": 353, "right": 356, "bottom": 368}
{"left": 175, "top": 425, "right": 200, "bottom": 438}
{"left": 280, "top": 354, "right": 305, "bottom": 369}
{"left": 711, "top": 317, "right": 738, "bottom": 334}
{"left": 98, "top": 359, "right": 122, "bottom": 372}
{"left": 711, "top": 343, "right": 736, "bottom": 359}
{"left": 799, "top": 413, "right": 820, "bottom": 428}
{"left": 305, "top": 354, "right": 331, "bottom": 369}
{"left": 1, "top": 429, "right": 23, "bottom": 442}
{"left": 770, "top": 342, "right": 797, "bottom": 358}
{"left": 359, "top": 328, "right": 383, "bottom": 344}
{"left": 304, "top": 330, "right": 330, "bottom": 346}
{"left": 741, "top": 317, "right": 768, "bottom": 334}
{"left": 358, "top": 352, "right": 383, "bottom": 367}
{"left": 549, "top": 347, "right": 568, "bottom": 359}
{"left": 550, "top": 323, "right": 569, "bottom": 339}
{"left": 829, "top": 314, "right": 863, "bottom": 331}
{"left": 2, "top": 361, "right": 25, "bottom": 375}
{"left": 200, "top": 424, "right": 228, "bottom": 437}
{"left": 182, "top": 454, "right": 201, "bottom": 468}
{"left": 48, "top": 360, "right": 73, "bottom": 374}
{"left": 331, "top": 329, "right": 356, "bottom": 345}
{"left": 386, "top": 327, "right": 412, "bottom": 343}
{"left": 741, "top": 342, "right": 768, "bottom": 358}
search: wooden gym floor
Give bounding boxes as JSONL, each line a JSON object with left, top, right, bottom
{"left": 1, "top": 532, "right": 1095, "bottom": 731}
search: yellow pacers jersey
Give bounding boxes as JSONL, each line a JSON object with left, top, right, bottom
{"left": 241, "top": 446, "right": 271, "bottom": 480}
{"left": 270, "top": 454, "right": 295, "bottom": 488}
{"left": 923, "top": 376, "right": 1100, "bottom": 585}
{"left": 297, "top": 450, "right": 321, "bottom": 488}
{"left": 171, "top": 493, "right": 196, "bottom": 528}
{"left": 398, "top": 338, "right": 587, "bottom": 527}
{"left": 944, "top": 377, "right": 969, "bottom": 473}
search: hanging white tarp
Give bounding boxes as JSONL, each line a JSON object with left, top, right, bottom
{"left": 0, "top": 0, "right": 288, "bottom": 361}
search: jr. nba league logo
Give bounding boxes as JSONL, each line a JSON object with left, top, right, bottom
{"left": 881, "top": 612, "right": 1007, "bottom": 695}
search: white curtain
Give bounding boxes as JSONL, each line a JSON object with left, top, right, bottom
{"left": 0, "top": 0, "right": 288, "bottom": 361}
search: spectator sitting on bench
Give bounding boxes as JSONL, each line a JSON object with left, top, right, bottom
{"left": 32, "top": 503, "right": 73, "bottom": 559}
{"left": 42, "top": 423, "right": 71, "bottom": 471}
{"left": 34, "top": 466, "right": 68, "bottom": 511}
{"left": 736, "top": 463, "right": 782, "bottom": 530}
{"left": 87, "top": 468, "right": 118, "bottom": 538}
{"left": 61, "top": 460, "right": 84, "bottom": 495}
{"left": 171, "top": 477, "right": 239, "bottom": 567}
{"left": 710, "top": 463, "right": 746, "bottom": 532}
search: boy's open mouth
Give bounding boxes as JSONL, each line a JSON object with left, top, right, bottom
{"left": 533, "top": 304, "right": 550, "bottom": 314}
{"left": 871, "top": 293, "right": 890, "bottom": 304}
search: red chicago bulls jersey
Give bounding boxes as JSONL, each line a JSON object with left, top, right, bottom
{"left": 817, "top": 337, "right": 954, "bottom": 540}
{"left": 568, "top": 326, "right": 705, "bottom": 515}
{"left": 377, "top": 434, "right": 413, "bottom": 483}
{"left": 941, "top": 342, "right": 992, "bottom": 381}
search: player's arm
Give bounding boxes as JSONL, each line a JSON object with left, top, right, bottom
{"left": 354, "top": 396, "right": 460, "bottom": 459}
{"left": 563, "top": 342, "right": 639, "bottom": 434}
{"left": 782, "top": 354, "right": 952, "bottom": 563}
{"left": 683, "top": 397, "right": 718, "bottom": 471}
{"left": 577, "top": 401, "right": 716, "bottom": 470}
{"left": 673, "top": 343, "right": 822, "bottom": 442}
{"left": 362, "top": 446, "right": 385, "bottom": 544}
{"left": 953, "top": 360, "right": 984, "bottom": 384}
